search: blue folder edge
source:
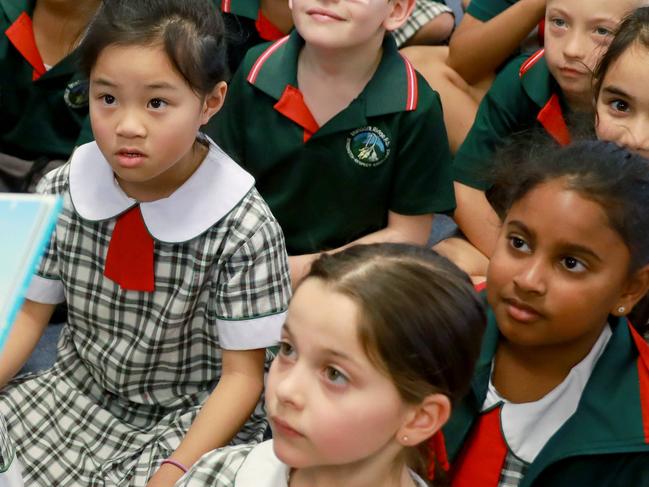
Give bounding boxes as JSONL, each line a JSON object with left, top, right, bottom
{"left": 0, "top": 196, "right": 63, "bottom": 353}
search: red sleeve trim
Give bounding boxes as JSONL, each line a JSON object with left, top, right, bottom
{"left": 247, "top": 35, "right": 290, "bottom": 84}
{"left": 400, "top": 54, "right": 418, "bottom": 111}
{"left": 519, "top": 48, "right": 545, "bottom": 78}
{"left": 629, "top": 323, "right": 649, "bottom": 444}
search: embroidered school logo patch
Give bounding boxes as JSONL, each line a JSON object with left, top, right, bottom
{"left": 346, "top": 127, "right": 390, "bottom": 167}
{"left": 64, "top": 80, "right": 89, "bottom": 109}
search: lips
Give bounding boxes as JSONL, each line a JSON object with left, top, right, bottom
{"left": 559, "top": 67, "right": 587, "bottom": 78}
{"left": 503, "top": 297, "right": 544, "bottom": 323}
{"left": 115, "top": 148, "right": 147, "bottom": 168}
{"left": 271, "top": 416, "right": 304, "bottom": 438}
{"left": 306, "top": 7, "right": 345, "bottom": 21}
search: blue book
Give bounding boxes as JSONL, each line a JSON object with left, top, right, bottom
{"left": 0, "top": 194, "right": 62, "bottom": 352}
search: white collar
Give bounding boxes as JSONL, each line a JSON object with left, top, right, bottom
{"left": 68, "top": 138, "right": 254, "bottom": 242}
{"left": 235, "top": 441, "right": 428, "bottom": 487}
{"left": 483, "top": 325, "right": 612, "bottom": 464}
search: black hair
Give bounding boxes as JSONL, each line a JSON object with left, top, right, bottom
{"left": 78, "top": 0, "right": 228, "bottom": 96}
{"left": 594, "top": 6, "right": 649, "bottom": 102}
{"left": 304, "top": 243, "right": 486, "bottom": 485}
{"left": 492, "top": 139, "right": 649, "bottom": 273}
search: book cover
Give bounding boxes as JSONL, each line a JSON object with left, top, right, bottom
{"left": 0, "top": 194, "right": 62, "bottom": 352}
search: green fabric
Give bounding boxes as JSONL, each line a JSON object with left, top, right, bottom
{"left": 444, "top": 307, "right": 649, "bottom": 487}
{"left": 217, "top": 0, "right": 259, "bottom": 20}
{"left": 0, "top": 0, "right": 92, "bottom": 162}
{"left": 452, "top": 52, "right": 560, "bottom": 190}
{"left": 207, "top": 32, "right": 454, "bottom": 255}
{"left": 465, "top": 0, "right": 519, "bottom": 22}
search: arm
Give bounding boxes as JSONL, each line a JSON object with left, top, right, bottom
{"left": 447, "top": 0, "right": 546, "bottom": 84}
{"left": 289, "top": 211, "right": 433, "bottom": 285}
{"left": 452, "top": 182, "right": 501, "bottom": 258}
{"left": 0, "top": 299, "right": 55, "bottom": 388}
{"left": 146, "top": 348, "right": 266, "bottom": 487}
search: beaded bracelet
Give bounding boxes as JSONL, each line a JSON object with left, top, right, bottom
{"left": 161, "top": 459, "right": 188, "bottom": 474}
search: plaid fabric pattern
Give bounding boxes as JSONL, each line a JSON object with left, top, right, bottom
{"left": 498, "top": 451, "right": 530, "bottom": 487}
{"left": 0, "top": 162, "right": 291, "bottom": 486}
{"left": 176, "top": 444, "right": 254, "bottom": 486}
{"left": 0, "top": 414, "right": 15, "bottom": 473}
{"left": 392, "top": 0, "right": 453, "bottom": 47}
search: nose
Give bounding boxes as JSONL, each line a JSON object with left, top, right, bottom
{"left": 115, "top": 108, "right": 146, "bottom": 138}
{"left": 512, "top": 256, "right": 547, "bottom": 295}
{"left": 272, "top": 361, "right": 307, "bottom": 411}
{"left": 563, "top": 30, "right": 586, "bottom": 61}
{"left": 622, "top": 118, "right": 649, "bottom": 155}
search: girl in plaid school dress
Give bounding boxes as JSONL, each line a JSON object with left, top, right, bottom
{"left": 0, "top": 0, "right": 291, "bottom": 486}
{"left": 177, "top": 243, "right": 487, "bottom": 487}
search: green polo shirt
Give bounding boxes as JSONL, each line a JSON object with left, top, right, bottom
{"left": 444, "top": 307, "right": 649, "bottom": 487}
{"left": 0, "top": 0, "right": 92, "bottom": 162}
{"left": 207, "top": 32, "right": 454, "bottom": 255}
{"left": 466, "top": 0, "right": 519, "bottom": 22}
{"left": 453, "top": 50, "right": 571, "bottom": 190}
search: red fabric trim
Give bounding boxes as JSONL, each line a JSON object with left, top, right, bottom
{"left": 428, "top": 430, "right": 450, "bottom": 480}
{"left": 221, "top": 0, "right": 231, "bottom": 13}
{"left": 537, "top": 93, "right": 571, "bottom": 146}
{"left": 273, "top": 85, "right": 320, "bottom": 142}
{"left": 474, "top": 281, "right": 487, "bottom": 293}
{"left": 400, "top": 54, "right": 418, "bottom": 111}
{"left": 629, "top": 323, "right": 649, "bottom": 443}
{"left": 519, "top": 48, "right": 545, "bottom": 78}
{"left": 451, "top": 406, "right": 507, "bottom": 487}
{"left": 104, "top": 207, "right": 155, "bottom": 292}
{"left": 5, "top": 12, "right": 46, "bottom": 81}
{"left": 256, "top": 10, "right": 285, "bottom": 41}
{"left": 247, "top": 35, "right": 290, "bottom": 84}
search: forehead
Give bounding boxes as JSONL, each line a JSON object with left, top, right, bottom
{"left": 604, "top": 42, "right": 649, "bottom": 82}
{"left": 546, "top": 0, "right": 640, "bottom": 20}
{"left": 507, "top": 179, "right": 620, "bottom": 246}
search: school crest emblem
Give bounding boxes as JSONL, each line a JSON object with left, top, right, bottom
{"left": 346, "top": 127, "right": 390, "bottom": 167}
{"left": 64, "top": 80, "right": 89, "bottom": 109}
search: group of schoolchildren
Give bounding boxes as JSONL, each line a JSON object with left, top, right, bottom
{"left": 0, "top": 0, "right": 649, "bottom": 486}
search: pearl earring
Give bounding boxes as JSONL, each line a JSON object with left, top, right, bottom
{"left": 618, "top": 306, "right": 626, "bottom": 314}
{"left": 402, "top": 435, "right": 409, "bottom": 442}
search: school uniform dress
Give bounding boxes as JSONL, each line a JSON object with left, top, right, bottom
{"left": 443, "top": 310, "right": 649, "bottom": 487}
{"left": 453, "top": 50, "right": 572, "bottom": 191}
{"left": 0, "top": 139, "right": 292, "bottom": 486}
{"left": 207, "top": 31, "right": 455, "bottom": 256}
{"left": 0, "top": 0, "right": 93, "bottom": 190}
{"left": 175, "top": 440, "right": 431, "bottom": 486}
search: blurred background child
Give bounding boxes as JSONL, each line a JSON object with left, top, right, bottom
{"left": 177, "top": 243, "right": 486, "bottom": 487}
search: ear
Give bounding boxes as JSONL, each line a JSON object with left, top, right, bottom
{"left": 200, "top": 81, "right": 228, "bottom": 125}
{"left": 383, "top": 0, "right": 416, "bottom": 32}
{"left": 611, "top": 264, "right": 649, "bottom": 317}
{"left": 396, "top": 393, "right": 451, "bottom": 447}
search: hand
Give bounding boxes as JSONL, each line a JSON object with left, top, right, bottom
{"left": 146, "top": 462, "right": 186, "bottom": 487}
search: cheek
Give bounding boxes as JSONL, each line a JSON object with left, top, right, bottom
{"left": 595, "top": 111, "right": 621, "bottom": 143}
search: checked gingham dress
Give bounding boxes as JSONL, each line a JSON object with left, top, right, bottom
{"left": 0, "top": 140, "right": 291, "bottom": 486}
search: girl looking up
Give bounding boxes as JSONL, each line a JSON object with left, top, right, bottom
{"left": 445, "top": 141, "right": 649, "bottom": 487}
{"left": 177, "top": 243, "right": 486, "bottom": 487}
{"left": 0, "top": 1, "right": 291, "bottom": 486}
{"left": 595, "top": 6, "right": 649, "bottom": 159}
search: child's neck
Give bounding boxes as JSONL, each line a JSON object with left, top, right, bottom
{"left": 492, "top": 324, "right": 606, "bottom": 403}
{"left": 290, "top": 460, "right": 416, "bottom": 487}
{"left": 33, "top": 0, "right": 101, "bottom": 65}
{"left": 297, "top": 37, "right": 384, "bottom": 127}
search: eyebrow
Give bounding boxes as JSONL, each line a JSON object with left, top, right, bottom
{"left": 601, "top": 85, "right": 632, "bottom": 99}
{"left": 91, "top": 78, "right": 178, "bottom": 91}
{"left": 282, "top": 322, "right": 361, "bottom": 367}
{"left": 507, "top": 220, "right": 602, "bottom": 263}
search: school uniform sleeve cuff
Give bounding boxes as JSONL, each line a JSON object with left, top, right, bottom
{"left": 452, "top": 165, "right": 491, "bottom": 191}
{"left": 25, "top": 274, "right": 65, "bottom": 304}
{"left": 217, "top": 311, "right": 287, "bottom": 350}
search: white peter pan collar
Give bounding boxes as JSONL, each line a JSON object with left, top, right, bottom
{"left": 483, "top": 325, "right": 612, "bottom": 464}
{"left": 235, "top": 440, "right": 429, "bottom": 487}
{"left": 68, "top": 138, "right": 254, "bottom": 242}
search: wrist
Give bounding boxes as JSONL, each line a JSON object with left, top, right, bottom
{"left": 160, "top": 458, "right": 188, "bottom": 474}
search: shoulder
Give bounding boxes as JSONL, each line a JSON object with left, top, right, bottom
{"left": 35, "top": 163, "right": 71, "bottom": 196}
{"left": 177, "top": 444, "right": 255, "bottom": 487}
